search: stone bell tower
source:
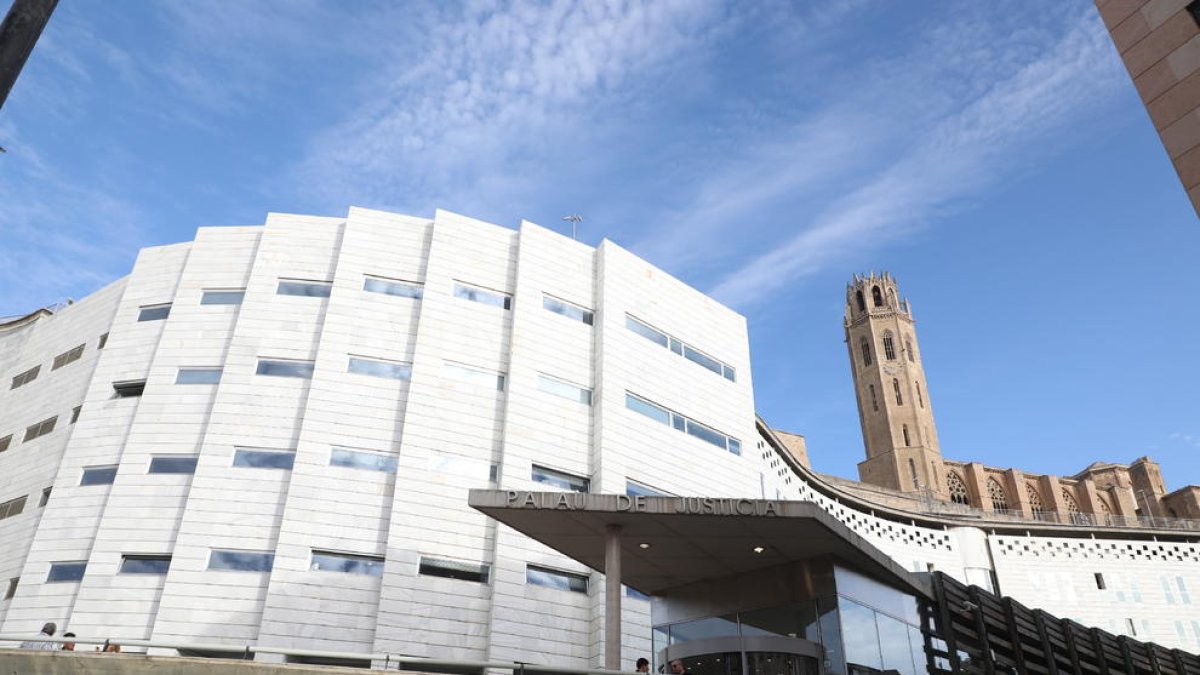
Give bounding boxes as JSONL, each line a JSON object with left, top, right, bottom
{"left": 844, "top": 272, "right": 944, "bottom": 496}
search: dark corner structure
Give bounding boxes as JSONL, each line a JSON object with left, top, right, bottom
{"left": 0, "top": 0, "right": 58, "bottom": 110}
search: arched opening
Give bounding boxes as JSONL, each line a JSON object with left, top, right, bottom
{"left": 882, "top": 331, "right": 896, "bottom": 360}
{"left": 892, "top": 378, "right": 903, "bottom": 405}
{"left": 948, "top": 472, "right": 969, "bottom": 505}
{"left": 1026, "top": 483, "right": 1044, "bottom": 517}
{"left": 1062, "top": 489, "right": 1087, "bottom": 524}
{"left": 871, "top": 285, "right": 883, "bottom": 307}
{"left": 869, "top": 384, "right": 878, "bottom": 411}
{"left": 902, "top": 424, "right": 911, "bottom": 447}
{"left": 887, "top": 288, "right": 896, "bottom": 307}
{"left": 860, "top": 337, "right": 872, "bottom": 366}
{"left": 916, "top": 382, "right": 924, "bottom": 408}
{"left": 905, "top": 336, "right": 915, "bottom": 362}
{"left": 855, "top": 290, "right": 866, "bottom": 312}
{"left": 987, "top": 478, "right": 1009, "bottom": 512}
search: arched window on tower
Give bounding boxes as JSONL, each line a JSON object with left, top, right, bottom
{"left": 1026, "top": 483, "right": 1044, "bottom": 518}
{"left": 860, "top": 337, "right": 872, "bottom": 366}
{"left": 887, "top": 288, "right": 896, "bottom": 307}
{"left": 902, "top": 424, "right": 911, "bottom": 446}
{"left": 905, "top": 336, "right": 915, "bottom": 362}
{"left": 948, "top": 472, "right": 969, "bottom": 505}
{"left": 893, "top": 378, "right": 903, "bottom": 405}
{"left": 916, "top": 382, "right": 924, "bottom": 408}
{"left": 987, "top": 478, "right": 1009, "bottom": 512}
{"left": 872, "top": 285, "right": 883, "bottom": 307}
{"left": 882, "top": 332, "right": 896, "bottom": 360}
{"left": 855, "top": 290, "right": 866, "bottom": 312}
{"left": 869, "top": 384, "right": 878, "bottom": 411}
{"left": 908, "top": 459, "right": 919, "bottom": 490}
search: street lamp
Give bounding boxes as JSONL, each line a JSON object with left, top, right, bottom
{"left": 561, "top": 214, "right": 582, "bottom": 241}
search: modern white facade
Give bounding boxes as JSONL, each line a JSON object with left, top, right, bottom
{"left": 0, "top": 206, "right": 1198, "bottom": 666}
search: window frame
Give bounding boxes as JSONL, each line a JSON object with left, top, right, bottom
{"left": 148, "top": 456, "right": 199, "bottom": 475}
{"left": 232, "top": 447, "right": 296, "bottom": 470}
{"left": 276, "top": 279, "right": 333, "bottom": 298}
{"left": 363, "top": 275, "right": 423, "bottom": 299}
{"left": 310, "top": 550, "right": 385, "bottom": 577}
{"left": 200, "top": 289, "right": 246, "bottom": 305}
{"left": 137, "top": 304, "right": 172, "bottom": 322}
{"left": 347, "top": 356, "right": 412, "bottom": 381}
{"left": 46, "top": 562, "right": 87, "bottom": 583}
{"left": 418, "top": 556, "right": 491, "bottom": 583}
{"left": 0, "top": 495, "right": 27, "bottom": 521}
{"left": 330, "top": 447, "right": 398, "bottom": 473}
{"left": 80, "top": 465, "right": 118, "bottom": 486}
{"left": 256, "top": 359, "right": 315, "bottom": 379}
{"left": 119, "top": 554, "right": 172, "bottom": 575}
{"left": 536, "top": 373, "right": 592, "bottom": 405}
{"left": 112, "top": 379, "right": 147, "bottom": 397}
{"left": 531, "top": 464, "right": 590, "bottom": 493}
{"left": 23, "top": 416, "right": 57, "bottom": 442}
{"left": 526, "top": 564, "right": 588, "bottom": 594}
{"left": 452, "top": 281, "right": 511, "bottom": 310}
{"left": 10, "top": 365, "right": 40, "bottom": 389}
{"left": 542, "top": 294, "right": 593, "bottom": 325}
{"left": 208, "top": 550, "right": 275, "bottom": 572}
{"left": 175, "top": 367, "right": 222, "bottom": 384}
{"left": 443, "top": 361, "right": 506, "bottom": 391}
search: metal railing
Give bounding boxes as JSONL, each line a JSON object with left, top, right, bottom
{"left": 915, "top": 496, "right": 1200, "bottom": 531}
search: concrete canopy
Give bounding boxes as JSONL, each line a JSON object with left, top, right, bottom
{"left": 469, "top": 490, "right": 932, "bottom": 599}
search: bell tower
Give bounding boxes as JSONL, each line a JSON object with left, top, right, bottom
{"left": 844, "top": 272, "right": 944, "bottom": 496}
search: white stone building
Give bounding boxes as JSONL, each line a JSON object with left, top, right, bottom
{"left": 0, "top": 207, "right": 1197, "bottom": 668}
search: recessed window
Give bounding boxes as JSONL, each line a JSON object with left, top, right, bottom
{"left": 200, "top": 289, "right": 245, "bottom": 305}
{"left": 70, "top": 406, "right": 81, "bottom": 423}
{"left": 256, "top": 359, "right": 315, "bottom": 379}
{"left": 98, "top": 333, "right": 108, "bottom": 349}
{"left": 527, "top": 564, "right": 587, "bottom": 593}
{"left": 39, "top": 487, "right": 51, "bottom": 507}
{"left": 112, "top": 379, "right": 146, "bottom": 397}
{"left": 869, "top": 384, "right": 878, "bottom": 412}
{"left": 10, "top": 365, "right": 40, "bottom": 389}
{"left": 906, "top": 336, "right": 915, "bottom": 362}
{"left": 137, "top": 304, "right": 171, "bottom": 322}
{"left": 624, "top": 392, "right": 741, "bottom": 455}
{"left": 119, "top": 555, "right": 172, "bottom": 574}
{"left": 626, "top": 315, "right": 735, "bottom": 381}
{"left": 625, "top": 480, "right": 671, "bottom": 497}
{"left": 542, "top": 294, "right": 593, "bottom": 324}
{"left": 52, "top": 344, "right": 85, "bottom": 371}
{"left": 311, "top": 550, "right": 385, "bottom": 576}
{"left": 148, "top": 456, "right": 199, "bottom": 474}
{"left": 348, "top": 356, "right": 412, "bottom": 381}
{"left": 0, "top": 496, "right": 27, "bottom": 521}
{"left": 1095, "top": 573, "right": 1106, "bottom": 590}
{"left": 626, "top": 315, "right": 669, "bottom": 348}
{"left": 453, "top": 282, "right": 511, "bottom": 309}
{"left": 47, "top": 562, "right": 86, "bottom": 583}
{"left": 277, "top": 279, "right": 332, "bottom": 298}
{"left": 443, "top": 362, "right": 505, "bottom": 390}
{"left": 176, "top": 368, "right": 222, "bottom": 384}
{"left": 893, "top": 378, "right": 903, "bottom": 405}
{"left": 330, "top": 447, "right": 398, "bottom": 473}
{"left": 4, "top": 578, "right": 16, "bottom": 600}
{"left": 682, "top": 345, "right": 724, "bottom": 378}
{"left": 363, "top": 276, "right": 423, "bottom": 299}
{"left": 916, "top": 382, "right": 924, "bottom": 408}
{"left": 537, "top": 374, "right": 591, "bottom": 405}
{"left": 419, "top": 556, "right": 490, "bottom": 583}
{"left": 80, "top": 465, "right": 118, "bottom": 486}
{"left": 233, "top": 448, "right": 295, "bottom": 470}
{"left": 532, "top": 465, "right": 590, "bottom": 493}
{"left": 882, "top": 332, "right": 896, "bottom": 361}
{"left": 209, "top": 550, "right": 275, "bottom": 572}
{"left": 0, "top": 435, "right": 12, "bottom": 453}
{"left": 23, "top": 416, "right": 57, "bottom": 442}
{"left": 860, "top": 337, "right": 872, "bottom": 367}
{"left": 625, "top": 393, "right": 671, "bottom": 425}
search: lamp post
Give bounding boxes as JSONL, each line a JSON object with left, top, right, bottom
{"left": 561, "top": 214, "right": 582, "bottom": 241}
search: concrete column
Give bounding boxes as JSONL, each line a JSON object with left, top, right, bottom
{"left": 605, "top": 524, "right": 622, "bottom": 670}
{"left": 962, "top": 463, "right": 989, "bottom": 510}
{"left": 1003, "top": 469, "right": 1031, "bottom": 517}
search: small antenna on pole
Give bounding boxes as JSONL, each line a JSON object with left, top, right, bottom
{"left": 561, "top": 214, "right": 582, "bottom": 241}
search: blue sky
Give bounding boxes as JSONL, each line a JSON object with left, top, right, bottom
{"left": 2, "top": 0, "right": 1197, "bottom": 487}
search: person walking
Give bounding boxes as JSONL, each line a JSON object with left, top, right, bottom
{"left": 19, "top": 622, "right": 58, "bottom": 650}
{"left": 636, "top": 658, "right": 650, "bottom": 673}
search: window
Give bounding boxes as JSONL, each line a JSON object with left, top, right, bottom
{"left": 527, "top": 564, "right": 588, "bottom": 593}
{"left": 176, "top": 368, "right": 222, "bottom": 384}
{"left": 908, "top": 459, "right": 919, "bottom": 490}
{"left": 70, "top": 406, "right": 81, "bottom": 423}
{"left": 625, "top": 480, "right": 671, "bottom": 497}
{"left": 902, "top": 425, "right": 910, "bottom": 447}
{"left": 80, "top": 465, "right": 118, "bottom": 486}
{"left": 112, "top": 379, "right": 146, "bottom": 397}
{"left": 892, "top": 378, "right": 903, "bottom": 405}
{"left": 537, "top": 374, "right": 591, "bottom": 405}
{"left": 256, "top": 359, "right": 314, "bottom": 379}
{"left": 626, "top": 315, "right": 735, "bottom": 381}
{"left": 0, "top": 495, "right": 26, "bottom": 521}
{"left": 987, "top": 478, "right": 1009, "bottom": 512}
{"left": 311, "top": 550, "right": 385, "bottom": 576}
{"left": 1095, "top": 573, "right": 1106, "bottom": 590}
{"left": 625, "top": 392, "right": 671, "bottom": 425}
{"left": 363, "top": 276, "right": 423, "bottom": 299}
{"left": 0, "top": 435, "right": 11, "bottom": 453}
{"left": 39, "top": 487, "right": 51, "bottom": 507}
{"left": 916, "top": 382, "right": 924, "bottom": 408}
{"left": 948, "top": 472, "right": 969, "bottom": 505}
{"left": 148, "top": 456, "right": 199, "bottom": 474}
{"left": 4, "top": 578, "right": 16, "bottom": 600}
{"left": 532, "top": 465, "right": 590, "bottom": 493}
{"left": 23, "top": 415, "right": 57, "bottom": 441}
{"left": 626, "top": 315, "right": 669, "bottom": 348}
{"left": 872, "top": 286, "right": 883, "bottom": 306}
{"left": 10, "top": 365, "right": 40, "bottom": 389}
{"left": 119, "top": 555, "right": 171, "bottom": 574}
{"left": 1026, "top": 483, "right": 1044, "bottom": 516}
{"left": 209, "top": 550, "right": 275, "bottom": 572}
{"left": 233, "top": 448, "right": 295, "bottom": 470}
{"left": 860, "top": 338, "right": 872, "bottom": 366}
{"left": 542, "top": 294, "right": 593, "bottom": 324}
{"left": 277, "top": 279, "right": 332, "bottom": 298}
{"left": 882, "top": 332, "right": 896, "bottom": 360}
{"left": 137, "top": 304, "right": 171, "bottom": 321}
{"left": 330, "top": 447, "right": 398, "bottom": 473}
{"left": 625, "top": 392, "right": 741, "bottom": 455}
{"left": 453, "top": 282, "right": 510, "bottom": 309}
{"left": 1126, "top": 618, "right": 1137, "bottom": 636}
{"left": 906, "top": 336, "right": 915, "bottom": 362}
{"left": 348, "top": 356, "right": 412, "bottom": 381}
{"left": 419, "top": 557, "right": 490, "bottom": 583}
{"left": 98, "top": 333, "right": 108, "bottom": 349}
{"left": 443, "top": 362, "right": 505, "bottom": 390}
{"left": 47, "top": 562, "right": 86, "bottom": 583}
{"left": 869, "top": 385, "right": 878, "bottom": 411}
{"left": 200, "top": 289, "right": 245, "bottom": 305}
{"left": 855, "top": 290, "right": 866, "bottom": 312}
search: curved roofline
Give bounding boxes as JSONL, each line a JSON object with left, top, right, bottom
{"left": 0, "top": 307, "right": 54, "bottom": 332}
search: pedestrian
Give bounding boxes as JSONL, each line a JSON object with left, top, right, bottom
{"left": 636, "top": 658, "right": 650, "bottom": 673}
{"left": 61, "top": 632, "right": 76, "bottom": 651}
{"left": 19, "top": 622, "right": 58, "bottom": 650}
{"left": 669, "top": 659, "right": 691, "bottom": 675}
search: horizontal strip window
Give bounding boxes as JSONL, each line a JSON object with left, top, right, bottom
{"left": 330, "top": 447, "right": 398, "bottom": 473}
{"left": 625, "top": 480, "right": 672, "bottom": 497}
{"left": 443, "top": 362, "right": 506, "bottom": 390}
{"left": 11, "top": 365, "right": 39, "bottom": 389}
{"left": 52, "top": 344, "right": 85, "bottom": 370}
{"left": 112, "top": 379, "right": 146, "bottom": 397}
{"left": 537, "top": 374, "right": 591, "bottom": 405}
{"left": 47, "top": 562, "right": 86, "bottom": 583}
{"left": 0, "top": 495, "right": 27, "bottom": 521}
{"left": 80, "top": 465, "right": 118, "bottom": 486}
{"left": 209, "top": 550, "right": 275, "bottom": 572}
{"left": 311, "top": 550, "right": 385, "bottom": 576}
{"left": 625, "top": 314, "right": 736, "bottom": 382}
{"left": 137, "top": 304, "right": 171, "bottom": 322}
{"left": 348, "top": 356, "right": 412, "bottom": 381}
{"left": 23, "top": 416, "right": 57, "bottom": 442}
{"left": 148, "top": 456, "right": 199, "bottom": 474}
{"left": 542, "top": 294, "right": 593, "bottom": 325}
{"left": 532, "top": 465, "right": 589, "bottom": 493}
{"left": 233, "top": 448, "right": 295, "bottom": 470}
{"left": 625, "top": 393, "right": 741, "bottom": 455}
{"left": 364, "top": 275, "right": 423, "bottom": 299}
{"left": 0, "top": 435, "right": 10, "bottom": 453}
{"left": 200, "top": 289, "right": 245, "bottom": 305}
{"left": 419, "top": 556, "right": 490, "bottom": 583}
{"left": 453, "top": 282, "right": 511, "bottom": 309}
{"left": 119, "top": 555, "right": 171, "bottom": 574}
{"left": 176, "top": 368, "right": 222, "bottom": 384}
{"left": 527, "top": 564, "right": 588, "bottom": 593}
{"left": 256, "top": 359, "right": 314, "bottom": 379}
{"left": 277, "top": 279, "right": 332, "bottom": 298}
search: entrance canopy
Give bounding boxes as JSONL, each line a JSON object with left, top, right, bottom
{"left": 468, "top": 491, "right": 931, "bottom": 599}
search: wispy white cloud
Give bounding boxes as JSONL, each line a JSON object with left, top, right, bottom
{"left": 1170, "top": 433, "right": 1200, "bottom": 449}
